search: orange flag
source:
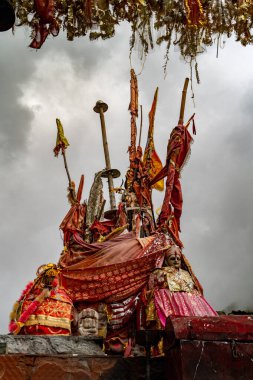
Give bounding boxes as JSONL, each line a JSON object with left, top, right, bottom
{"left": 143, "top": 88, "right": 164, "bottom": 191}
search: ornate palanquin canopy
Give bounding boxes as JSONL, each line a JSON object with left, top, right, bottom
{"left": 11, "top": 0, "right": 253, "bottom": 56}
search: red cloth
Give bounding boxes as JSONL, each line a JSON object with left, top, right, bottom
{"left": 60, "top": 233, "right": 167, "bottom": 303}
{"left": 150, "top": 124, "right": 193, "bottom": 231}
{"left": 60, "top": 203, "right": 86, "bottom": 246}
{"left": 154, "top": 289, "right": 217, "bottom": 328}
{"left": 29, "top": 24, "right": 49, "bottom": 49}
{"left": 34, "top": 0, "right": 55, "bottom": 22}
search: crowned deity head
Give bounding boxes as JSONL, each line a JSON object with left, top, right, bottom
{"left": 164, "top": 245, "right": 182, "bottom": 269}
{"left": 36, "top": 263, "right": 59, "bottom": 288}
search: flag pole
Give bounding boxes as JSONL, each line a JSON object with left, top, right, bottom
{"left": 178, "top": 78, "right": 189, "bottom": 125}
{"left": 93, "top": 100, "right": 120, "bottom": 216}
{"left": 62, "top": 150, "right": 72, "bottom": 187}
{"left": 54, "top": 118, "right": 76, "bottom": 203}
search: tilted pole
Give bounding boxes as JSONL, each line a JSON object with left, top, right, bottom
{"left": 178, "top": 78, "right": 189, "bottom": 125}
{"left": 93, "top": 100, "right": 119, "bottom": 211}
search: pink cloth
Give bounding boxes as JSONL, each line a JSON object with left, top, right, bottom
{"left": 154, "top": 289, "right": 217, "bottom": 327}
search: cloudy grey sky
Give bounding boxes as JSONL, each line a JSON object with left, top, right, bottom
{"left": 0, "top": 23, "right": 253, "bottom": 333}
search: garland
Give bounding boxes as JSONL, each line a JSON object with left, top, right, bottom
{"left": 9, "top": 287, "right": 51, "bottom": 334}
{"left": 9, "top": 267, "right": 59, "bottom": 335}
{"left": 10, "top": 0, "right": 252, "bottom": 62}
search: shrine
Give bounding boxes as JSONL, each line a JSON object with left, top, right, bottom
{"left": 0, "top": 1, "right": 253, "bottom": 379}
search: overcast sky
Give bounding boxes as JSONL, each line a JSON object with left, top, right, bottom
{"left": 0, "top": 23, "right": 253, "bottom": 333}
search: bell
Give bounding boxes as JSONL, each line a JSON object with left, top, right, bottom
{"left": 0, "top": 0, "right": 15, "bottom": 32}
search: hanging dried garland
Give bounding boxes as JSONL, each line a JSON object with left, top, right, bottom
{"left": 12, "top": 0, "right": 253, "bottom": 59}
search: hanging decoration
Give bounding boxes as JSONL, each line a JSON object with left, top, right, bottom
{"left": 10, "top": 0, "right": 252, "bottom": 60}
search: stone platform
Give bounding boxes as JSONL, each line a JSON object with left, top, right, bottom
{"left": 0, "top": 335, "right": 165, "bottom": 379}
{"left": 0, "top": 335, "right": 104, "bottom": 356}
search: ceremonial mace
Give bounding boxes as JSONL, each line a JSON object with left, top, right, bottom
{"left": 93, "top": 100, "right": 120, "bottom": 219}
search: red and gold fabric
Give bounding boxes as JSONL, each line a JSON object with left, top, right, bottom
{"left": 20, "top": 290, "right": 73, "bottom": 334}
{"left": 60, "top": 175, "right": 86, "bottom": 246}
{"left": 128, "top": 68, "right": 138, "bottom": 165}
{"left": 154, "top": 290, "right": 217, "bottom": 328}
{"left": 184, "top": 0, "right": 205, "bottom": 27}
{"left": 9, "top": 265, "right": 73, "bottom": 336}
{"left": 125, "top": 70, "right": 152, "bottom": 208}
{"left": 146, "top": 248, "right": 217, "bottom": 329}
{"left": 59, "top": 233, "right": 169, "bottom": 303}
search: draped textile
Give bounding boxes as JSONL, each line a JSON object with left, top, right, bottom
{"left": 143, "top": 87, "right": 164, "bottom": 192}
{"left": 125, "top": 69, "right": 152, "bottom": 208}
{"left": 60, "top": 233, "right": 168, "bottom": 303}
{"left": 29, "top": 24, "right": 50, "bottom": 49}
{"left": 9, "top": 284, "right": 73, "bottom": 335}
{"left": 147, "top": 259, "right": 217, "bottom": 329}
{"left": 29, "top": 0, "right": 59, "bottom": 49}
{"left": 59, "top": 232, "right": 138, "bottom": 267}
{"left": 60, "top": 204, "right": 86, "bottom": 246}
{"left": 184, "top": 0, "right": 205, "bottom": 27}
{"left": 35, "top": 0, "right": 55, "bottom": 23}
{"left": 108, "top": 294, "right": 140, "bottom": 331}
{"left": 128, "top": 68, "right": 138, "bottom": 165}
{"left": 150, "top": 124, "right": 193, "bottom": 231}
{"left": 154, "top": 289, "right": 217, "bottom": 328}
{"left": 20, "top": 292, "right": 73, "bottom": 332}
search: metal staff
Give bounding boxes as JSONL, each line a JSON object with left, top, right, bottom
{"left": 93, "top": 100, "right": 120, "bottom": 214}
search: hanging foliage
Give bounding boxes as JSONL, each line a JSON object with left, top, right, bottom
{"left": 12, "top": 0, "right": 253, "bottom": 58}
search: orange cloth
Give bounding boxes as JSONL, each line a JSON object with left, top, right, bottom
{"left": 143, "top": 87, "right": 164, "bottom": 191}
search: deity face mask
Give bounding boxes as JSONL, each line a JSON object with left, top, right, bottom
{"left": 166, "top": 253, "right": 181, "bottom": 269}
{"left": 164, "top": 246, "right": 182, "bottom": 269}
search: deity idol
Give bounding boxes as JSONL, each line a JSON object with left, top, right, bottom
{"left": 9, "top": 263, "right": 73, "bottom": 335}
{"left": 146, "top": 245, "right": 217, "bottom": 328}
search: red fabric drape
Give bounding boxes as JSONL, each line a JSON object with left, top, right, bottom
{"left": 150, "top": 124, "right": 193, "bottom": 231}
{"left": 59, "top": 234, "right": 167, "bottom": 303}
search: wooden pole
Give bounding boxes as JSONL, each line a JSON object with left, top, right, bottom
{"left": 94, "top": 101, "right": 116, "bottom": 210}
{"left": 62, "top": 150, "right": 76, "bottom": 202}
{"left": 62, "top": 151, "right": 72, "bottom": 186}
{"left": 178, "top": 78, "right": 189, "bottom": 125}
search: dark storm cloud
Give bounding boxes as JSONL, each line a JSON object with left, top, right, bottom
{"left": 0, "top": 34, "right": 35, "bottom": 164}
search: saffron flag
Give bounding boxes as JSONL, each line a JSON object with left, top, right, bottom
{"left": 143, "top": 87, "right": 164, "bottom": 191}
{"left": 54, "top": 118, "right": 70, "bottom": 157}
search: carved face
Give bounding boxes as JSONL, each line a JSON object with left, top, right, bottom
{"left": 77, "top": 308, "right": 99, "bottom": 336}
{"left": 166, "top": 253, "right": 181, "bottom": 269}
